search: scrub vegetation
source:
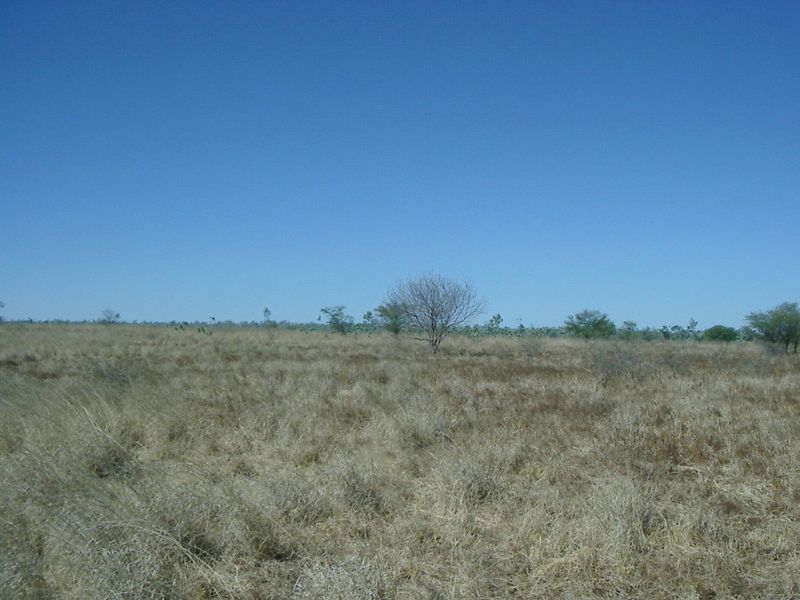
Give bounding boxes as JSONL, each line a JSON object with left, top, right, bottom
{"left": 2, "top": 323, "right": 800, "bottom": 599}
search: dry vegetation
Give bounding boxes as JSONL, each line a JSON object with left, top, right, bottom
{"left": 1, "top": 323, "right": 799, "bottom": 599}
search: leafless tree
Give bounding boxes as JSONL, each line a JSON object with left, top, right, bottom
{"left": 100, "top": 308, "right": 120, "bottom": 324}
{"left": 385, "top": 272, "right": 486, "bottom": 353}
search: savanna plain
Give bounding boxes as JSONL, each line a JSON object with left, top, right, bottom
{"left": 2, "top": 324, "right": 799, "bottom": 599}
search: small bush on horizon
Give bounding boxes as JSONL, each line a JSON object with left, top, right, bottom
{"left": 320, "top": 306, "right": 354, "bottom": 335}
{"left": 564, "top": 309, "right": 616, "bottom": 340}
{"left": 703, "top": 325, "right": 738, "bottom": 342}
{"left": 374, "top": 302, "right": 406, "bottom": 336}
{"left": 262, "top": 307, "right": 277, "bottom": 327}
{"left": 618, "top": 321, "right": 638, "bottom": 340}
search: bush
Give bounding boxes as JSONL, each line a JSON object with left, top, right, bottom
{"left": 320, "top": 306, "right": 354, "bottom": 335}
{"left": 375, "top": 303, "right": 406, "bottom": 336}
{"left": 703, "top": 325, "right": 738, "bottom": 342}
{"left": 746, "top": 302, "right": 800, "bottom": 353}
{"left": 564, "top": 309, "right": 616, "bottom": 340}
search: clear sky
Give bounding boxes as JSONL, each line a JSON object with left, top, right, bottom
{"left": 1, "top": 1, "right": 798, "bottom": 329}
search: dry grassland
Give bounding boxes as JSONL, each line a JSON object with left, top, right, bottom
{"left": 1, "top": 324, "right": 799, "bottom": 599}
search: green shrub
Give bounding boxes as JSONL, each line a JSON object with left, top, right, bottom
{"left": 703, "top": 325, "right": 738, "bottom": 342}
{"left": 746, "top": 302, "right": 800, "bottom": 352}
{"left": 320, "top": 306, "right": 354, "bottom": 335}
{"left": 564, "top": 309, "right": 616, "bottom": 340}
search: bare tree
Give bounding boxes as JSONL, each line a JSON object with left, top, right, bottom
{"left": 385, "top": 273, "right": 486, "bottom": 353}
{"left": 100, "top": 308, "right": 120, "bottom": 324}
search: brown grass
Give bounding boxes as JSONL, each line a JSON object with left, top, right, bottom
{"left": 1, "top": 323, "right": 799, "bottom": 599}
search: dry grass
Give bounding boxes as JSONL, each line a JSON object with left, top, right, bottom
{"left": 1, "top": 323, "right": 799, "bottom": 599}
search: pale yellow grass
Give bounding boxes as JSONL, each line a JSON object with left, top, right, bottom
{"left": 1, "top": 324, "right": 799, "bottom": 599}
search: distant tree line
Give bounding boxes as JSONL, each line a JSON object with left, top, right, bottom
{"left": 313, "top": 275, "right": 800, "bottom": 354}
{"left": 4, "top": 283, "right": 798, "bottom": 354}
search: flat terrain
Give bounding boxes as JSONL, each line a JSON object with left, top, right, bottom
{"left": 1, "top": 324, "right": 799, "bottom": 599}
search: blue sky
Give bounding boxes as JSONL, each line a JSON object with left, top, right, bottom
{"left": 1, "top": 1, "right": 798, "bottom": 328}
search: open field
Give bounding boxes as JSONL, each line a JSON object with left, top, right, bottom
{"left": 1, "top": 324, "right": 799, "bottom": 599}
